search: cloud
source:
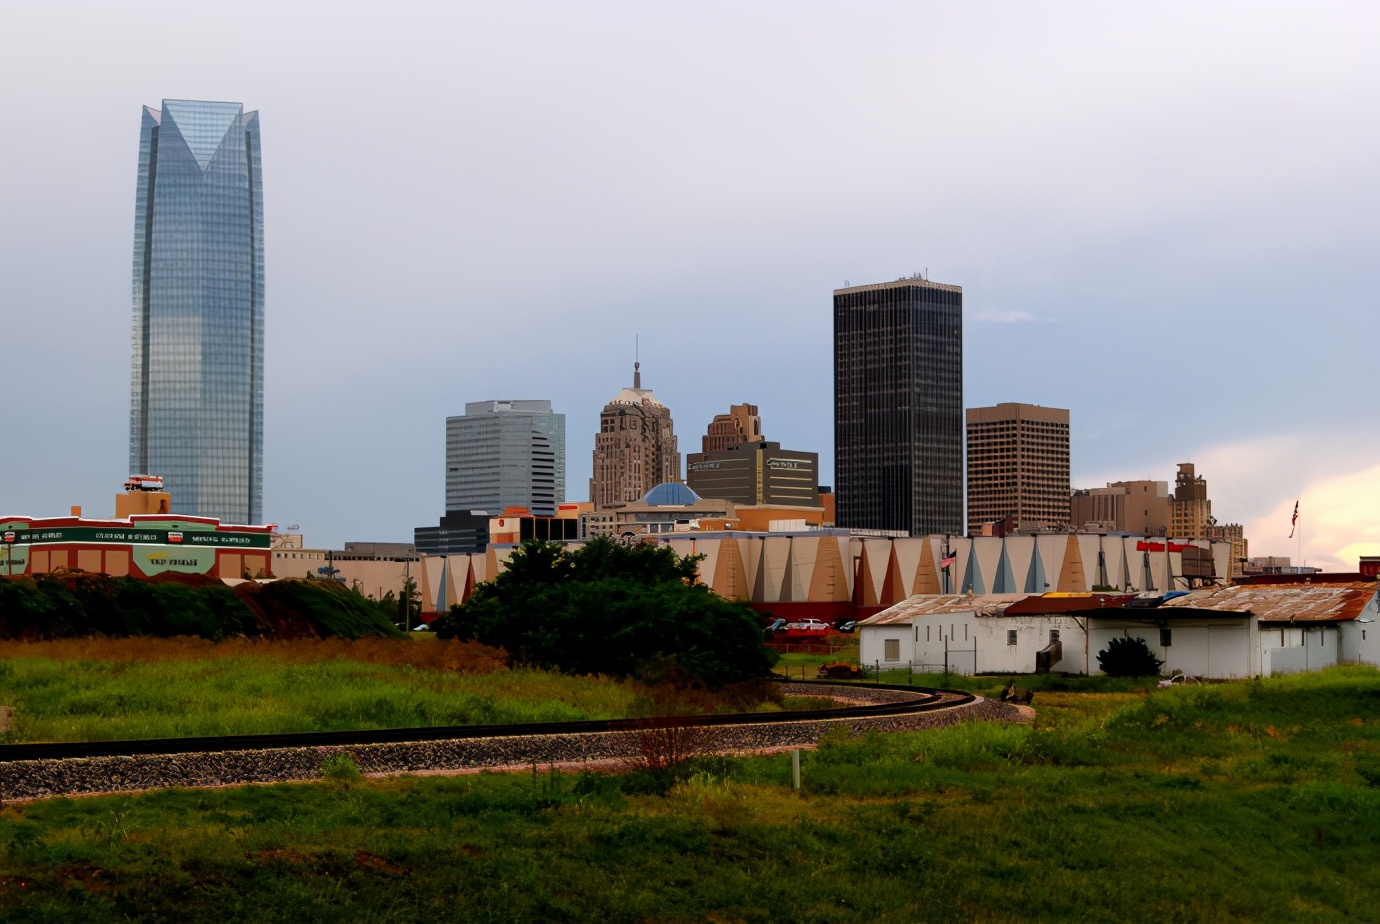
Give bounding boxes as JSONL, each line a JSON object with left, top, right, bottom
{"left": 1245, "top": 463, "right": 1380, "bottom": 572}
{"left": 974, "top": 309, "right": 1040, "bottom": 323}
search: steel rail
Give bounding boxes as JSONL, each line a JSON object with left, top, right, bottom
{"left": 0, "top": 680, "right": 974, "bottom": 763}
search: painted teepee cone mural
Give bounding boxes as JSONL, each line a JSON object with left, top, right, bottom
{"left": 914, "top": 538, "right": 942, "bottom": 595}
{"left": 712, "top": 538, "right": 750, "bottom": 599}
{"left": 879, "top": 543, "right": 908, "bottom": 606}
{"left": 807, "top": 535, "right": 851, "bottom": 602}
{"left": 1057, "top": 534, "right": 1088, "bottom": 592}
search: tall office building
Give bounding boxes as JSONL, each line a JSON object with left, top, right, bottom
{"left": 1170, "top": 462, "right": 1212, "bottom": 540}
{"left": 129, "top": 100, "right": 264, "bottom": 524}
{"left": 834, "top": 276, "right": 963, "bottom": 536}
{"left": 590, "top": 364, "right": 680, "bottom": 509}
{"left": 966, "top": 403, "right": 1070, "bottom": 534}
{"left": 445, "top": 400, "right": 566, "bottom": 516}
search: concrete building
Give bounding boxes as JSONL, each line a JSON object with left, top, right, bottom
{"left": 416, "top": 511, "right": 491, "bottom": 555}
{"left": 445, "top": 400, "right": 565, "bottom": 517}
{"left": 966, "top": 403, "right": 1070, "bottom": 534}
{"left": 270, "top": 537, "right": 419, "bottom": 602}
{"left": 1070, "top": 480, "right": 1171, "bottom": 535}
{"left": 416, "top": 532, "right": 1235, "bottom": 624}
{"left": 583, "top": 483, "right": 732, "bottom": 539}
{"left": 1170, "top": 462, "right": 1212, "bottom": 539}
{"left": 1071, "top": 464, "right": 1246, "bottom": 566}
{"left": 858, "top": 579, "right": 1380, "bottom": 679}
{"left": 130, "top": 100, "right": 265, "bottom": 524}
{"left": 590, "top": 364, "right": 680, "bottom": 509}
{"left": 834, "top": 276, "right": 963, "bottom": 537}
{"left": 1202, "top": 523, "right": 1248, "bottom": 579}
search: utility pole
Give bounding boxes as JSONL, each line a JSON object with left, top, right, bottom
{"left": 403, "top": 558, "right": 412, "bottom": 633}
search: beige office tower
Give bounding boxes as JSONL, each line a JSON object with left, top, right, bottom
{"left": 966, "top": 403, "right": 1070, "bottom": 534}
{"left": 589, "top": 363, "right": 681, "bottom": 509}
{"left": 1170, "top": 462, "right": 1212, "bottom": 539}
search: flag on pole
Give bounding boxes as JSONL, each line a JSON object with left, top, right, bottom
{"left": 939, "top": 552, "right": 958, "bottom": 570}
{"left": 1288, "top": 500, "right": 1299, "bottom": 539}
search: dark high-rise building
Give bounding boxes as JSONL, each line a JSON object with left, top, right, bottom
{"left": 686, "top": 441, "right": 819, "bottom": 507}
{"left": 833, "top": 276, "right": 963, "bottom": 536}
{"left": 129, "top": 100, "right": 264, "bottom": 524}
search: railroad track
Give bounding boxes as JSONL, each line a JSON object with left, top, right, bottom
{"left": 0, "top": 681, "right": 1000, "bottom": 801}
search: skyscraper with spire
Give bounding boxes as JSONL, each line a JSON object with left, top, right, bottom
{"left": 129, "top": 99, "right": 264, "bottom": 524}
{"left": 589, "top": 363, "right": 680, "bottom": 509}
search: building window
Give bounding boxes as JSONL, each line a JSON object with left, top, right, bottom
{"left": 926, "top": 625, "right": 931, "bottom": 642}
{"left": 1050, "top": 629, "right": 1060, "bottom": 642}
{"left": 884, "top": 639, "right": 901, "bottom": 662}
{"left": 1160, "top": 627, "right": 1172, "bottom": 648}
{"left": 1007, "top": 630, "right": 1017, "bottom": 646}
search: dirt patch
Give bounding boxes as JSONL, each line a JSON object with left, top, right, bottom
{"left": 0, "top": 706, "right": 12, "bottom": 734}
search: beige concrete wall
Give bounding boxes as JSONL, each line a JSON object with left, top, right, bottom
{"left": 336, "top": 559, "right": 413, "bottom": 602}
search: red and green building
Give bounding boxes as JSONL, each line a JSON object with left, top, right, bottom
{"left": 1, "top": 514, "right": 273, "bottom": 580}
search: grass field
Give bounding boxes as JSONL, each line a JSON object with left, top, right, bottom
{"left": 2, "top": 666, "right": 1377, "bottom": 921}
{"left": 0, "top": 637, "right": 638, "bottom": 742}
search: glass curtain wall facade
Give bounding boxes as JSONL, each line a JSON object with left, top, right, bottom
{"left": 130, "top": 100, "right": 264, "bottom": 524}
{"left": 834, "top": 277, "right": 963, "bottom": 536}
{"left": 445, "top": 401, "right": 566, "bottom": 517}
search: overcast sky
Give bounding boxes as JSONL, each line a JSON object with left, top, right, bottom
{"left": 1, "top": 1, "right": 1376, "bottom": 569}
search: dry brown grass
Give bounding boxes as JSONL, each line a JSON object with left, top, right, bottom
{"left": 0, "top": 635, "right": 509, "bottom": 674}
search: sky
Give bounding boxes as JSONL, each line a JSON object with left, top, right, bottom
{"left": 0, "top": 1, "right": 1376, "bottom": 570}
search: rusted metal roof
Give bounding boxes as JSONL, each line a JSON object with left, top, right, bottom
{"left": 1160, "top": 582, "right": 1379, "bottom": 623}
{"left": 1004, "top": 593, "right": 1139, "bottom": 615}
{"left": 859, "top": 594, "right": 1031, "bottom": 626}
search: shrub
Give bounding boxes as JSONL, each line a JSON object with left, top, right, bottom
{"left": 320, "top": 751, "right": 362, "bottom": 783}
{"left": 1097, "top": 636, "right": 1164, "bottom": 677}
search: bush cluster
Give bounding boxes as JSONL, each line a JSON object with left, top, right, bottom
{"left": 0, "top": 572, "right": 404, "bottom": 641}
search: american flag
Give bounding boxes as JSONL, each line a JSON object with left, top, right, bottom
{"left": 1288, "top": 500, "right": 1299, "bottom": 539}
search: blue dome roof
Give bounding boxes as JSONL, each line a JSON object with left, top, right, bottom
{"left": 642, "top": 482, "right": 701, "bottom": 506}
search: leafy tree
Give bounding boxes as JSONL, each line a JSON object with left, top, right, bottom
{"left": 1097, "top": 635, "right": 1165, "bottom": 677}
{"left": 431, "top": 537, "right": 776, "bottom": 687}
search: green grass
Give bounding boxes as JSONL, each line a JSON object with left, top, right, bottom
{"left": 0, "top": 655, "right": 637, "bottom": 742}
{"left": 2, "top": 666, "right": 1378, "bottom": 921}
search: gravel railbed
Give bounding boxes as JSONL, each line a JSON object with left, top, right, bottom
{"left": 1, "top": 686, "right": 1021, "bottom": 802}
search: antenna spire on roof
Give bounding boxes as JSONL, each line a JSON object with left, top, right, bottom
{"left": 634, "top": 360, "right": 641, "bottom": 390}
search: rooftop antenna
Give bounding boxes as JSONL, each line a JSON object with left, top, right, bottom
{"left": 634, "top": 335, "right": 641, "bottom": 389}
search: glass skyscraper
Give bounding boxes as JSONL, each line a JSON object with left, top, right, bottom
{"left": 834, "top": 276, "right": 963, "bottom": 537}
{"left": 129, "top": 100, "right": 264, "bottom": 524}
{"left": 446, "top": 401, "right": 566, "bottom": 517}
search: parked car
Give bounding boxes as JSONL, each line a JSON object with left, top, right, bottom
{"left": 834, "top": 620, "right": 858, "bottom": 634}
{"left": 763, "top": 618, "right": 788, "bottom": 637}
{"left": 785, "top": 619, "right": 832, "bottom": 633}
{"left": 1156, "top": 673, "right": 1200, "bottom": 687}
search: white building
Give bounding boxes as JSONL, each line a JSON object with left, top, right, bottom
{"left": 859, "top": 580, "right": 1380, "bottom": 679}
